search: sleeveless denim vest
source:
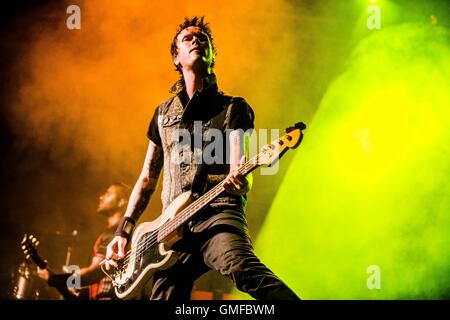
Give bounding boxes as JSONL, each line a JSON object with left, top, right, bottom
{"left": 156, "top": 75, "right": 244, "bottom": 212}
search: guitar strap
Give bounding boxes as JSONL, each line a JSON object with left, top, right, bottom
{"left": 190, "top": 97, "right": 234, "bottom": 200}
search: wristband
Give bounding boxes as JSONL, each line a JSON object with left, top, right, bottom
{"left": 115, "top": 216, "right": 136, "bottom": 242}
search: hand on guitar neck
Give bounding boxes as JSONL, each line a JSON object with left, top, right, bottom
{"left": 36, "top": 265, "right": 51, "bottom": 281}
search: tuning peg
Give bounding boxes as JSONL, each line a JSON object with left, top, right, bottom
{"left": 21, "top": 245, "right": 26, "bottom": 250}
{"left": 26, "top": 254, "right": 30, "bottom": 259}
{"left": 35, "top": 241, "right": 40, "bottom": 246}
{"left": 285, "top": 122, "right": 306, "bottom": 133}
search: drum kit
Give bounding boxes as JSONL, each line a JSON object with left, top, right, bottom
{"left": 11, "top": 260, "right": 40, "bottom": 300}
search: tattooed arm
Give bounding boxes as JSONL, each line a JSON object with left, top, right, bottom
{"left": 123, "top": 140, "right": 163, "bottom": 222}
{"left": 223, "top": 130, "right": 253, "bottom": 195}
{"left": 105, "top": 140, "right": 163, "bottom": 268}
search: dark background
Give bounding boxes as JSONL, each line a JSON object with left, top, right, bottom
{"left": 1, "top": 0, "right": 448, "bottom": 299}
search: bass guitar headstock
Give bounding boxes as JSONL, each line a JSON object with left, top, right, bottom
{"left": 256, "top": 122, "right": 306, "bottom": 167}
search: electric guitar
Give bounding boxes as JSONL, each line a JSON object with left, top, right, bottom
{"left": 20, "top": 234, "right": 80, "bottom": 300}
{"left": 108, "top": 122, "right": 306, "bottom": 299}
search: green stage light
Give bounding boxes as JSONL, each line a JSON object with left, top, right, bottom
{"left": 243, "top": 23, "right": 450, "bottom": 299}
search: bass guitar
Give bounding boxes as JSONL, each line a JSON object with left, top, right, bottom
{"left": 107, "top": 122, "right": 306, "bottom": 299}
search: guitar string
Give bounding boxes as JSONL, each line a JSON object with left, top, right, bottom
{"left": 116, "top": 157, "right": 260, "bottom": 270}
{"left": 116, "top": 142, "right": 277, "bottom": 267}
{"left": 118, "top": 143, "right": 280, "bottom": 271}
{"left": 117, "top": 145, "right": 277, "bottom": 271}
{"left": 114, "top": 131, "right": 293, "bottom": 284}
{"left": 116, "top": 161, "right": 255, "bottom": 271}
{"left": 118, "top": 182, "right": 225, "bottom": 268}
{"left": 116, "top": 156, "right": 261, "bottom": 270}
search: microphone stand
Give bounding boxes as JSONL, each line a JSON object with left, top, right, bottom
{"left": 60, "top": 230, "right": 78, "bottom": 300}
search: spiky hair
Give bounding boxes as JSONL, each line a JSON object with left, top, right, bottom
{"left": 170, "top": 16, "right": 216, "bottom": 73}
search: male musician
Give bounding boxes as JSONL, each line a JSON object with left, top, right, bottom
{"left": 37, "top": 183, "right": 131, "bottom": 299}
{"left": 106, "top": 16, "right": 299, "bottom": 300}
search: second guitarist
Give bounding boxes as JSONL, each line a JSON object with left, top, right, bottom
{"left": 105, "top": 16, "right": 300, "bottom": 300}
{"left": 37, "top": 183, "right": 132, "bottom": 300}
